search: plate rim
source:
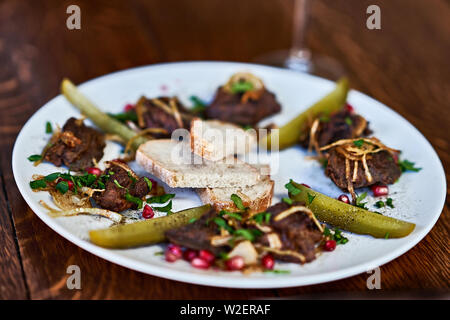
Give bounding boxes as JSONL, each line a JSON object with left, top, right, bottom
{"left": 12, "top": 61, "right": 447, "bottom": 288}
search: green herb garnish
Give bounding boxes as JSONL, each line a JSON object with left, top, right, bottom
{"left": 114, "top": 179, "right": 125, "bottom": 189}
{"left": 307, "top": 193, "right": 316, "bottom": 205}
{"left": 154, "top": 251, "right": 164, "bottom": 256}
{"left": 189, "top": 95, "right": 207, "bottom": 113}
{"left": 353, "top": 139, "right": 364, "bottom": 148}
{"left": 375, "top": 200, "right": 385, "bottom": 208}
{"left": 233, "top": 228, "right": 262, "bottom": 242}
{"left": 30, "top": 179, "right": 47, "bottom": 189}
{"left": 323, "top": 227, "right": 349, "bottom": 245}
{"left": 212, "top": 217, "right": 234, "bottom": 233}
{"left": 398, "top": 159, "right": 421, "bottom": 173}
{"left": 143, "top": 177, "right": 153, "bottom": 192}
{"left": 252, "top": 212, "right": 271, "bottom": 224}
{"left": 284, "top": 179, "right": 301, "bottom": 196}
{"left": 231, "top": 194, "right": 246, "bottom": 211}
{"left": 55, "top": 181, "right": 69, "bottom": 194}
{"left": 384, "top": 232, "right": 390, "bottom": 239}
{"left": 263, "top": 269, "right": 290, "bottom": 274}
{"left": 220, "top": 210, "right": 243, "bottom": 221}
{"left": 154, "top": 200, "right": 172, "bottom": 213}
{"left": 125, "top": 192, "right": 143, "bottom": 209}
{"left": 107, "top": 111, "right": 138, "bottom": 123}
{"left": 230, "top": 81, "right": 253, "bottom": 93}
{"left": 355, "top": 192, "right": 368, "bottom": 209}
{"left": 27, "top": 154, "right": 42, "bottom": 162}
{"left": 386, "top": 198, "right": 394, "bottom": 208}
{"left": 344, "top": 117, "right": 353, "bottom": 126}
{"left": 147, "top": 193, "right": 175, "bottom": 204}
{"left": 44, "top": 172, "right": 61, "bottom": 182}
{"left": 282, "top": 197, "right": 293, "bottom": 205}
{"left": 45, "top": 121, "right": 53, "bottom": 134}
{"left": 188, "top": 217, "right": 197, "bottom": 224}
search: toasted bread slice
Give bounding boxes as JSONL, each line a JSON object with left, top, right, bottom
{"left": 197, "top": 178, "right": 274, "bottom": 213}
{"left": 136, "top": 139, "right": 267, "bottom": 188}
{"left": 190, "top": 118, "right": 256, "bottom": 161}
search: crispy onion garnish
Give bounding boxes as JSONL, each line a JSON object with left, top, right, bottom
{"left": 274, "top": 205, "right": 323, "bottom": 232}
{"left": 223, "top": 72, "right": 265, "bottom": 103}
{"left": 259, "top": 246, "right": 306, "bottom": 264}
{"left": 321, "top": 137, "right": 399, "bottom": 202}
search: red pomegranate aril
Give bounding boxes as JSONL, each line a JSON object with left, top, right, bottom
{"left": 142, "top": 205, "right": 154, "bottom": 219}
{"left": 191, "top": 257, "right": 210, "bottom": 269}
{"left": 301, "top": 183, "right": 311, "bottom": 188}
{"left": 183, "top": 249, "right": 198, "bottom": 261}
{"left": 371, "top": 185, "right": 389, "bottom": 197}
{"left": 261, "top": 254, "right": 275, "bottom": 270}
{"left": 324, "top": 240, "right": 337, "bottom": 252}
{"left": 165, "top": 251, "right": 179, "bottom": 262}
{"left": 198, "top": 250, "right": 215, "bottom": 264}
{"left": 58, "top": 178, "right": 74, "bottom": 191}
{"left": 345, "top": 103, "right": 354, "bottom": 113}
{"left": 124, "top": 104, "right": 135, "bottom": 112}
{"left": 226, "top": 256, "right": 245, "bottom": 271}
{"left": 167, "top": 244, "right": 183, "bottom": 258}
{"left": 86, "top": 167, "right": 102, "bottom": 177}
{"left": 338, "top": 194, "right": 350, "bottom": 204}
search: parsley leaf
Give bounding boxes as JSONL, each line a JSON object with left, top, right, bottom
{"left": 220, "top": 210, "right": 243, "bottom": 221}
{"left": 386, "top": 198, "right": 394, "bottom": 208}
{"left": 147, "top": 193, "right": 175, "bottom": 204}
{"left": 353, "top": 139, "right": 364, "bottom": 148}
{"left": 231, "top": 194, "right": 246, "bottom": 211}
{"left": 125, "top": 192, "right": 143, "bottom": 209}
{"left": 143, "top": 177, "right": 153, "bottom": 192}
{"left": 27, "top": 154, "right": 42, "bottom": 162}
{"left": 284, "top": 179, "right": 301, "bottom": 195}
{"left": 154, "top": 200, "right": 172, "bottom": 213}
{"left": 114, "top": 179, "right": 125, "bottom": 189}
{"left": 44, "top": 172, "right": 61, "bottom": 182}
{"left": 355, "top": 192, "right": 368, "bottom": 209}
{"left": 189, "top": 95, "right": 207, "bottom": 113}
{"left": 344, "top": 117, "right": 353, "bottom": 126}
{"left": 307, "top": 193, "right": 316, "bottom": 205}
{"left": 212, "top": 217, "right": 234, "bottom": 233}
{"left": 233, "top": 228, "right": 262, "bottom": 242}
{"left": 398, "top": 159, "right": 421, "bottom": 172}
{"left": 375, "top": 200, "right": 385, "bottom": 208}
{"left": 107, "top": 111, "right": 138, "bottom": 123}
{"left": 30, "top": 179, "right": 47, "bottom": 189}
{"left": 230, "top": 81, "right": 254, "bottom": 93}
{"left": 55, "top": 181, "right": 69, "bottom": 194}
{"left": 45, "top": 121, "right": 53, "bottom": 134}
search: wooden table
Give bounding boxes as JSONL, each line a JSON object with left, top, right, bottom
{"left": 0, "top": 0, "right": 448, "bottom": 299}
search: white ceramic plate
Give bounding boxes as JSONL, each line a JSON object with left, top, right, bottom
{"left": 12, "top": 62, "right": 446, "bottom": 288}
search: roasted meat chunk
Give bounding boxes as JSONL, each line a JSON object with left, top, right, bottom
{"left": 135, "top": 96, "right": 191, "bottom": 138}
{"left": 300, "top": 109, "right": 371, "bottom": 151}
{"left": 43, "top": 117, "right": 105, "bottom": 171}
{"left": 206, "top": 87, "right": 281, "bottom": 126}
{"left": 93, "top": 161, "right": 151, "bottom": 212}
{"left": 325, "top": 148, "right": 401, "bottom": 190}
{"left": 165, "top": 208, "right": 225, "bottom": 255}
{"left": 258, "top": 202, "right": 323, "bottom": 263}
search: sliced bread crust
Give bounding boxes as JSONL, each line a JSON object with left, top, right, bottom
{"left": 136, "top": 139, "right": 268, "bottom": 188}
{"left": 197, "top": 178, "right": 274, "bottom": 213}
{"left": 190, "top": 118, "right": 256, "bottom": 161}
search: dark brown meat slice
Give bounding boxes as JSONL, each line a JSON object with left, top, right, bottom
{"left": 300, "top": 109, "right": 371, "bottom": 148}
{"left": 93, "top": 163, "right": 150, "bottom": 212}
{"left": 137, "top": 97, "right": 190, "bottom": 138}
{"left": 325, "top": 148, "right": 401, "bottom": 190}
{"left": 259, "top": 202, "right": 323, "bottom": 263}
{"left": 165, "top": 209, "right": 225, "bottom": 255}
{"left": 44, "top": 117, "right": 105, "bottom": 171}
{"left": 206, "top": 87, "right": 281, "bottom": 126}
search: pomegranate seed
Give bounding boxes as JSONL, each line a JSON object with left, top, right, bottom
{"left": 371, "top": 185, "right": 389, "bottom": 197}
{"left": 191, "top": 257, "right": 210, "bottom": 269}
{"left": 124, "top": 104, "right": 135, "bottom": 112}
{"left": 261, "top": 254, "right": 275, "bottom": 270}
{"left": 324, "top": 240, "right": 337, "bottom": 252}
{"left": 345, "top": 103, "right": 354, "bottom": 113}
{"left": 393, "top": 153, "right": 399, "bottom": 164}
{"left": 301, "top": 183, "right": 311, "bottom": 188}
{"left": 168, "top": 244, "right": 183, "bottom": 258}
{"left": 183, "top": 249, "right": 198, "bottom": 261}
{"left": 198, "top": 250, "right": 215, "bottom": 264}
{"left": 86, "top": 167, "right": 101, "bottom": 177}
{"left": 165, "top": 251, "right": 179, "bottom": 262}
{"left": 142, "top": 205, "right": 154, "bottom": 219}
{"left": 338, "top": 194, "right": 350, "bottom": 204}
{"left": 226, "top": 256, "right": 245, "bottom": 271}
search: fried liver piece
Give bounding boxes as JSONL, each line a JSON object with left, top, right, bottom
{"left": 259, "top": 202, "right": 323, "bottom": 263}
{"left": 165, "top": 208, "right": 224, "bottom": 255}
{"left": 137, "top": 97, "right": 190, "bottom": 138}
{"left": 300, "top": 109, "right": 371, "bottom": 148}
{"left": 206, "top": 87, "right": 281, "bottom": 126}
{"left": 43, "top": 117, "right": 105, "bottom": 171}
{"left": 93, "top": 162, "right": 150, "bottom": 212}
{"left": 325, "top": 148, "right": 401, "bottom": 190}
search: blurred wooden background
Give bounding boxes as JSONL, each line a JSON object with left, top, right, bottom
{"left": 0, "top": 0, "right": 448, "bottom": 299}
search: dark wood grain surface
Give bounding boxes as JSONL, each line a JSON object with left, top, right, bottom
{"left": 0, "top": 0, "right": 448, "bottom": 299}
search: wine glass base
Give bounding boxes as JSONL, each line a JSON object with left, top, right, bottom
{"left": 253, "top": 49, "right": 346, "bottom": 81}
